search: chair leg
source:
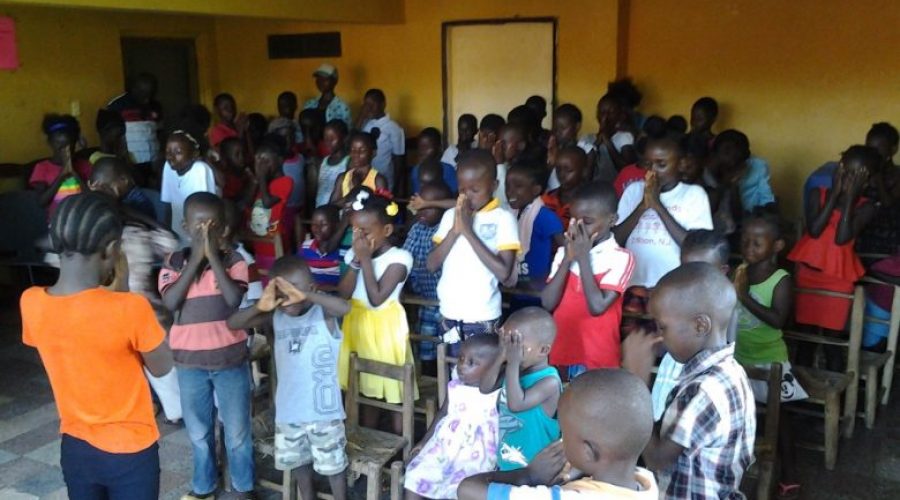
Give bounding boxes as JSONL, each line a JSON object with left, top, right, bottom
{"left": 283, "top": 468, "right": 296, "bottom": 500}
{"left": 824, "top": 392, "right": 840, "bottom": 470}
{"left": 756, "top": 459, "right": 775, "bottom": 500}
{"left": 390, "top": 461, "right": 404, "bottom": 500}
{"left": 865, "top": 367, "right": 879, "bottom": 429}
{"left": 843, "top": 373, "right": 859, "bottom": 439}
{"left": 366, "top": 463, "right": 381, "bottom": 500}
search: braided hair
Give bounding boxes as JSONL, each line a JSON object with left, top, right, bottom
{"left": 50, "top": 193, "right": 123, "bottom": 255}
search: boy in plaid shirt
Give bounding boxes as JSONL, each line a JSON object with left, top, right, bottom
{"left": 623, "top": 263, "right": 755, "bottom": 499}
{"left": 403, "top": 182, "right": 452, "bottom": 374}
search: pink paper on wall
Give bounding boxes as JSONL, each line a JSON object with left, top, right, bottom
{"left": 0, "top": 16, "right": 20, "bottom": 70}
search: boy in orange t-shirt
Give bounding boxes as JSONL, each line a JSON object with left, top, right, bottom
{"left": 20, "top": 193, "right": 173, "bottom": 500}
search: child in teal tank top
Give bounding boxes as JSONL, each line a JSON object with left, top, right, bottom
{"left": 733, "top": 215, "right": 806, "bottom": 496}
{"left": 480, "top": 307, "right": 562, "bottom": 471}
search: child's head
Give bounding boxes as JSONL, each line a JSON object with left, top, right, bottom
{"left": 666, "top": 115, "right": 688, "bottom": 135}
{"left": 42, "top": 114, "right": 80, "bottom": 160}
{"left": 219, "top": 137, "right": 244, "bottom": 171}
{"left": 644, "top": 135, "right": 685, "bottom": 186}
{"left": 254, "top": 134, "right": 287, "bottom": 178}
{"left": 570, "top": 181, "right": 618, "bottom": 241}
{"left": 50, "top": 193, "right": 123, "bottom": 283}
{"left": 864, "top": 122, "right": 898, "bottom": 168}
{"left": 711, "top": 129, "right": 751, "bottom": 176}
{"left": 498, "top": 124, "right": 527, "bottom": 164}
{"left": 740, "top": 214, "right": 785, "bottom": 267}
{"left": 95, "top": 109, "right": 126, "bottom": 152}
{"left": 310, "top": 204, "right": 340, "bottom": 244}
{"left": 363, "top": 88, "right": 387, "bottom": 116}
{"left": 323, "top": 119, "right": 349, "bottom": 156}
{"left": 349, "top": 187, "right": 398, "bottom": 250}
{"left": 457, "top": 114, "right": 478, "bottom": 146}
{"left": 690, "top": 96, "right": 719, "bottom": 134}
{"left": 129, "top": 73, "right": 158, "bottom": 105}
{"left": 270, "top": 256, "right": 316, "bottom": 316}
{"left": 165, "top": 130, "right": 201, "bottom": 174}
{"left": 349, "top": 129, "right": 379, "bottom": 172}
{"left": 505, "top": 162, "right": 548, "bottom": 211}
{"left": 415, "top": 182, "right": 452, "bottom": 227}
{"left": 418, "top": 158, "right": 444, "bottom": 187}
{"left": 88, "top": 157, "right": 132, "bottom": 201}
{"left": 246, "top": 112, "right": 269, "bottom": 148}
{"left": 277, "top": 91, "right": 298, "bottom": 119}
{"left": 679, "top": 133, "right": 710, "bottom": 183}
{"left": 478, "top": 113, "right": 506, "bottom": 150}
{"left": 596, "top": 93, "right": 626, "bottom": 134}
{"left": 507, "top": 105, "right": 540, "bottom": 144}
{"left": 268, "top": 117, "right": 298, "bottom": 149}
{"left": 456, "top": 149, "right": 498, "bottom": 211}
{"left": 650, "top": 262, "right": 736, "bottom": 363}
{"left": 417, "top": 127, "right": 443, "bottom": 162}
{"left": 552, "top": 104, "right": 583, "bottom": 145}
{"left": 457, "top": 334, "right": 501, "bottom": 386}
{"left": 499, "top": 306, "right": 557, "bottom": 368}
{"left": 298, "top": 108, "right": 326, "bottom": 144}
{"left": 525, "top": 95, "right": 548, "bottom": 123}
{"left": 555, "top": 146, "right": 589, "bottom": 190}
{"left": 559, "top": 370, "right": 652, "bottom": 477}
{"left": 681, "top": 229, "right": 730, "bottom": 273}
{"left": 213, "top": 93, "right": 237, "bottom": 123}
{"left": 839, "top": 144, "right": 882, "bottom": 190}
{"left": 183, "top": 192, "right": 228, "bottom": 249}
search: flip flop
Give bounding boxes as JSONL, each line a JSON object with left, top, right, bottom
{"left": 778, "top": 482, "right": 801, "bottom": 499}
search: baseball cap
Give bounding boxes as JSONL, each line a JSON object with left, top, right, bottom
{"left": 313, "top": 63, "right": 338, "bottom": 79}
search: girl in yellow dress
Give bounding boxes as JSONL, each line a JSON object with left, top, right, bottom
{"left": 337, "top": 187, "right": 415, "bottom": 431}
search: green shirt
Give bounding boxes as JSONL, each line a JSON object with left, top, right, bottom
{"left": 736, "top": 269, "right": 790, "bottom": 365}
{"left": 496, "top": 366, "right": 561, "bottom": 471}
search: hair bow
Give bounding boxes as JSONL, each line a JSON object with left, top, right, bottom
{"left": 352, "top": 190, "right": 370, "bottom": 211}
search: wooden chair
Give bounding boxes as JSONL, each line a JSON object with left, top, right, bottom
{"left": 409, "top": 333, "right": 439, "bottom": 427}
{"left": 857, "top": 277, "right": 900, "bottom": 428}
{"left": 741, "top": 363, "right": 782, "bottom": 500}
{"left": 346, "top": 353, "right": 416, "bottom": 500}
{"left": 436, "top": 342, "right": 459, "bottom": 408}
{"left": 783, "top": 285, "right": 864, "bottom": 470}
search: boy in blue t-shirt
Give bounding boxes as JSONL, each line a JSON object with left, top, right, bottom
{"left": 504, "top": 162, "right": 564, "bottom": 310}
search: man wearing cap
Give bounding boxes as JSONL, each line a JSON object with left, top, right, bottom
{"left": 303, "top": 63, "right": 352, "bottom": 128}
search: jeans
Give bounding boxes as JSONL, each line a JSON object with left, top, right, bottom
{"left": 60, "top": 434, "right": 159, "bottom": 500}
{"left": 178, "top": 362, "right": 255, "bottom": 494}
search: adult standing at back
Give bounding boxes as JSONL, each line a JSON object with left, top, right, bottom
{"left": 356, "top": 88, "right": 406, "bottom": 194}
{"left": 106, "top": 73, "right": 164, "bottom": 178}
{"left": 304, "top": 64, "right": 352, "bottom": 128}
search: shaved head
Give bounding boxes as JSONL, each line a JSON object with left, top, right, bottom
{"left": 504, "top": 306, "right": 557, "bottom": 345}
{"left": 561, "top": 369, "right": 652, "bottom": 466}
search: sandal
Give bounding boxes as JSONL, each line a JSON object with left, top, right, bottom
{"left": 778, "top": 482, "right": 801, "bottom": 499}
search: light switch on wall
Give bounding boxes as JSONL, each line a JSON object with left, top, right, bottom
{"left": 70, "top": 100, "right": 80, "bottom": 117}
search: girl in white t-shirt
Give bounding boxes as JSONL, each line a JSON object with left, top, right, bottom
{"left": 337, "top": 187, "right": 414, "bottom": 433}
{"left": 614, "top": 134, "right": 713, "bottom": 334}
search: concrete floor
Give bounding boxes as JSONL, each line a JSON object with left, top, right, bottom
{"left": 0, "top": 297, "right": 898, "bottom": 499}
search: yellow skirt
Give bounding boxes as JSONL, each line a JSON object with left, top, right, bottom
{"left": 338, "top": 300, "right": 417, "bottom": 404}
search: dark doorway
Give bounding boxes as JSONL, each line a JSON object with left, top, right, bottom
{"left": 121, "top": 37, "right": 199, "bottom": 132}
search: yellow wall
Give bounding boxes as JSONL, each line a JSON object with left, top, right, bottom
{"left": 625, "top": 0, "right": 900, "bottom": 216}
{"left": 213, "top": 0, "right": 622, "bottom": 138}
{"left": 0, "top": 0, "right": 404, "bottom": 23}
{"left": 0, "top": 4, "right": 219, "bottom": 162}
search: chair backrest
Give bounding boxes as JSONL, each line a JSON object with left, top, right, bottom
{"left": 743, "top": 363, "right": 782, "bottom": 455}
{"left": 436, "top": 343, "right": 459, "bottom": 407}
{"left": 346, "top": 353, "right": 416, "bottom": 457}
{"left": 784, "top": 285, "right": 864, "bottom": 377}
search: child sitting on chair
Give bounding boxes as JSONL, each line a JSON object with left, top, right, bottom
{"left": 228, "top": 256, "right": 350, "bottom": 500}
{"left": 404, "top": 335, "right": 502, "bottom": 500}
{"left": 459, "top": 369, "right": 659, "bottom": 500}
{"left": 480, "top": 307, "right": 561, "bottom": 471}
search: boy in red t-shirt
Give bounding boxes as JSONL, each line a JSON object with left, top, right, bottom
{"left": 542, "top": 182, "right": 634, "bottom": 379}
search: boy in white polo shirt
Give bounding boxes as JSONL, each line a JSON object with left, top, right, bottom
{"left": 427, "top": 150, "right": 520, "bottom": 350}
{"left": 358, "top": 88, "right": 405, "bottom": 193}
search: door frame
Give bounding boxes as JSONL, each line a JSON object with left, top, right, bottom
{"left": 441, "top": 17, "right": 558, "bottom": 145}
